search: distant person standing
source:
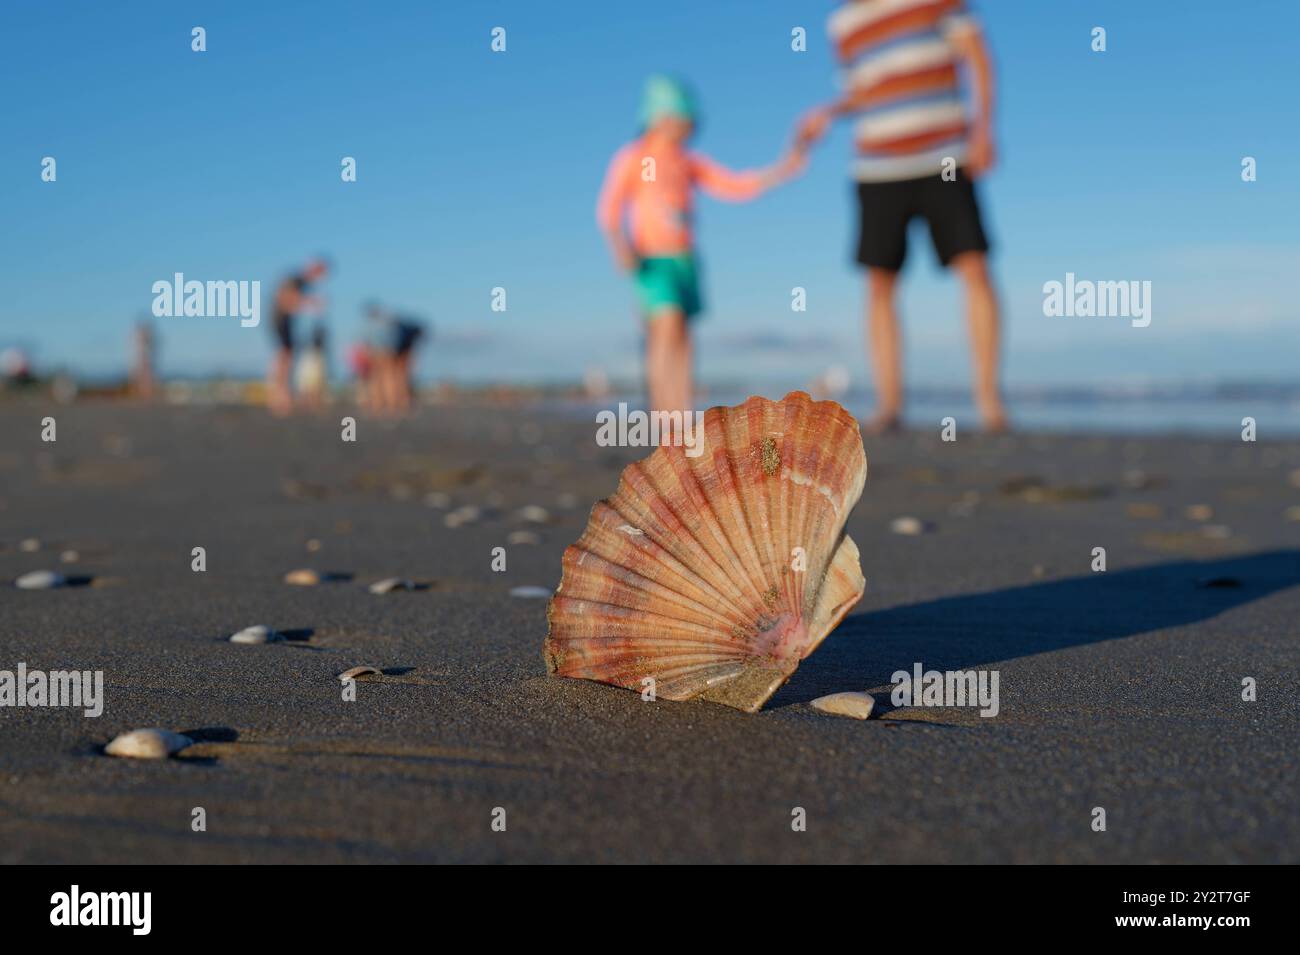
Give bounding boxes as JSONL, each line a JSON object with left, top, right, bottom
{"left": 797, "top": 0, "right": 1007, "bottom": 433}
{"left": 130, "top": 320, "right": 157, "bottom": 401}
{"left": 268, "top": 257, "right": 330, "bottom": 415}
{"left": 0, "top": 347, "right": 34, "bottom": 389}
{"left": 597, "top": 75, "right": 805, "bottom": 418}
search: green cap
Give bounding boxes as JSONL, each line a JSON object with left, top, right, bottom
{"left": 639, "top": 75, "right": 698, "bottom": 130}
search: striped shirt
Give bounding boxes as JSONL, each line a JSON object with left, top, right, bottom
{"left": 828, "top": 0, "right": 979, "bottom": 181}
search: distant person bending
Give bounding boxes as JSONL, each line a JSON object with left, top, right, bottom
{"left": 365, "top": 302, "right": 428, "bottom": 415}
{"left": 268, "top": 257, "right": 330, "bottom": 415}
{"left": 597, "top": 75, "right": 805, "bottom": 418}
{"left": 347, "top": 341, "right": 375, "bottom": 412}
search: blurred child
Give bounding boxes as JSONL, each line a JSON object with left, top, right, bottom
{"left": 294, "top": 323, "right": 329, "bottom": 410}
{"left": 597, "top": 75, "right": 806, "bottom": 416}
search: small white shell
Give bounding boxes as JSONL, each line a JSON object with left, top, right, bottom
{"left": 510, "top": 585, "right": 552, "bottom": 599}
{"left": 889, "top": 516, "right": 928, "bottom": 536}
{"left": 19, "top": 538, "right": 41, "bottom": 552}
{"left": 15, "top": 570, "right": 65, "bottom": 590}
{"left": 810, "top": 692, "right": 875, "bottom": 720}
{"left": 517, "top": 505, "right": 551, "bottom": 524}
{"left": 443, "top": 505, "right": 481, "bottom": 528}
{"left": 230, "top": 625, "right": 283, "bottom": 644}
{"left": 104, "top": 728, "right": 194, "bottom": 759}
{"left": 338, "top": 665, "right": 382, "bottom": 682}
{"left": 507, "top": 530, "right": 541, "bottom": 546}
{"left": 369, "top": 577, "right": 413, "bottom": 594}
{"left": 283, "top": 568, "right": 322, "bottom": 586}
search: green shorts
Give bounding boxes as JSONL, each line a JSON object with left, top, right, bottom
{"left": 635, "top": 254, "right": 702, "bottom": 320}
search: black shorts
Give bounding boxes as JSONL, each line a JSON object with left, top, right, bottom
{"left": 273, "top": 313, "right": 294, "bottom": 351}
{"left": 855, "top": 169, "right": 989, "bottom": 271}
{"left": 394, "top": 322, "right": 424, "bottom": 356}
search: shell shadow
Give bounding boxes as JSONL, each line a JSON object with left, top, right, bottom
{"left": 181, "top": 726, "right": 240, "bottom": 743}
{"left": 771, "top": 548, "right": 1300, "bottom": 708}
{"left": 176, "top": 727, "right": 240, "bottom": 765}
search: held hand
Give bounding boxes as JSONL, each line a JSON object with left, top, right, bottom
{"left": 794, "top": 107, "right": 833, "bottom": 150}
{"left": 758, "top": 149, "right": 807, "bottom": 192}
{"left": 966, "top": 127, "right": 996, "bottom": 178}
{"left": 779, "top": 147, "right": 809, "bottom": 180}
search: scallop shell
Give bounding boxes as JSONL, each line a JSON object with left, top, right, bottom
{"left": 544, "top": 392, "right": 867, "bottom": 712}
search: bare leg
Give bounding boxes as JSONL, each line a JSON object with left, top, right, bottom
{"left": 371, "top": 358, "right": 388, "bottom": 415}
{"left": 397, "top": 352, "right": 414, "bottom": 413}
{"left": 269, "top": 349, "right": 293, "bottom": 416}
{"left": 645, "top": 308, "right": 690, "bottom": 417}
{"left": 950, "top": 251, "right": 1008, "bottom": 432}
{"left": 673, "top": 315, "right": 693, "bottom": 415}
{"left": 864, "top": 268, "right": 903, "bottom": 433}
{"left": 380, "top": 355, "right": 400, "bottom": 415}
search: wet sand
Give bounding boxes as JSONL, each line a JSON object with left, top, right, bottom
{"left": 1, "top": 401, "right": 1297, "bottom": 863}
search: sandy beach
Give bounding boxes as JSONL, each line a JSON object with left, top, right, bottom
{"left": 1, "top": 400, "right": 1297, "bottom": 864}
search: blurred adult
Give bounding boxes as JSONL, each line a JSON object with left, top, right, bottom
{"left": 268, "top": 257, "right": 330, "bottom": 414}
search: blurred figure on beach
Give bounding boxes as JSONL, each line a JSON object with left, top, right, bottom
{"left": 809, "top": 363, "right": 851, "bottom": 402}
{"left": 294, "top": 323, "right": 330, "bottom": 410}
{"left": 598, "top": 75, "right": 806, "bottom": 417}
{"left": 364, "top": 302, "right": 428, "bottom": 415}
{"left": 129, "top": 320, "right": 156, "bottom": 401}
{"left": 347, "top": 341, "right": 375, "bottom": 412}
{"left": 1, "top": 347, "right": 34, "bottom": 389}
{"left": 797, "top": 0, "right": 1007, "bottom": 433}
{"left": 268, "top": 257, "right": 330, "bottom": 415}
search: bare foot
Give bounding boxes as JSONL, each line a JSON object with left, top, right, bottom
{"left": 980, "top": 406, "right": 1011, "bottom": 434}
{"left": 862, "top": 411, "right": 903, "bottom": 436}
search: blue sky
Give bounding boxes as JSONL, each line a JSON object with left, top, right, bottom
{"left": 2, "top": 0, "right": 1297, "bottom": 390}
